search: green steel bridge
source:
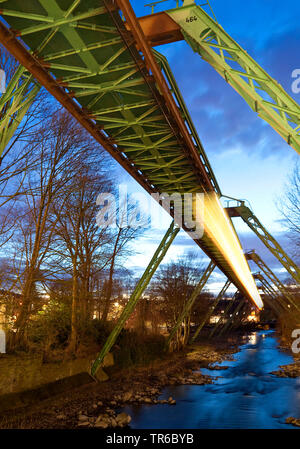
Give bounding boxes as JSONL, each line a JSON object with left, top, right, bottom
{"left": 0, "top": 0, "right": 299, "bottom": 376}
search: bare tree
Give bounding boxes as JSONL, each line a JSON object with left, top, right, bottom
{"left": 101, "top": 204, "right": 144, "bottom": 323}
{"left": 152, "top": 253, "right": 205, "bottom": 348}
{"left": 11, "top": 110, "right": 90, "bottom": 345}
{"left": 49, "top": 164, "right": 113, "bottom": 352}
{"left": 279, "top": 164, "right": 300, "bottom": 260}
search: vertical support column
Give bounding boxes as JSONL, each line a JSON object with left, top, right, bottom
{"left": 259, "top": 275, "right": 290, "bottom": 312}
{"left": 165, "top": 260, "right": 216, "bottom": 349}
{"left": 209, "top": 291, "right": 238, "bottom": 338}
{"left": 91, "top": 221, "right": 180, "bottom": 377}
{"left": 258, "top": 284, "right": 282, "bottom": 316}
{"left": 218, "top": 298, "right": 246, "bottom": 336}
{"left": 191, "top": 279, "right": 231, "bottom": 342}
{"left": 228, "top": 206, "right": 300, "bottom": 283}
{"left": 246, "top": 251, "right": 300, "bottom": 312}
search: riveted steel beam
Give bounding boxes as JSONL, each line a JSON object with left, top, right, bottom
{"left": 166, "top": 3, "right": 300, "bottom": 155}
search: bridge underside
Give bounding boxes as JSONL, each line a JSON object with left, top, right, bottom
{"left": 0, "top": 0, "right": 263, "bottom": 306}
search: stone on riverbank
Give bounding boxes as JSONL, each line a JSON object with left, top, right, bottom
{"left": 286, "top": 417, "right": 300, "bottom": 427}
{"left": 271, "top": 362, "right": 300, "bottom": 378}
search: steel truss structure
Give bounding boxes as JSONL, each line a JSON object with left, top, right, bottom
{"left": 191, "top": 279, "right": 231, "bottom": 342}
{"left": 165, "top": 260, "right": 215, "bottom": 348}
{"left": 246, "top": 250, "right": 300, "bottom": 312}
{"left": 0, "top": 0, "right": 298, "bottom": 375}
{"left": 209, "top": 290, "right": 239, "bottom": 338}
{"left": 227, "top": 202, "right": 300, "bottom": 284}
{"left": 218, "top": 298, "right": 246, "bottom": 337}
{"left": 91, "top": 221, "right": 180, "bottom": 376}
{"left": 0, "top": 0, "right": 271, "bottom": 304}
{"left": 166, "top": 2, "right": 300, "bottom": 155}
{"left": 254, "top": 273, "right": 287, "bottom": 316}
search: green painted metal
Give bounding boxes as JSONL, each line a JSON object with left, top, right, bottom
{"left": 191, "top": 278, "right": 231, "bottom": 342}
{"left": 246, "top": 250, "right": 300, "bottom": 312}
{"left": 218, "top": 298, "right": 246, "bottom": 337}
{"left": 209, "top": 290, "right": 238, "bottom": 338}
{"left": 227, "top": 203, "right": 300, "bottom": 284}
{"left": 167, "top": 2, "right": 300, "bottom": 155}
{"left": 254, "top": 273, "right": 286, "bottom": 316}
{"left": 0, "top": 66, "right": 40, "bottom": 158}
{"left": 153, "top": 49, "right": 221, "bottom": 195}
{"left": 91, "top": 221, "right": 180, "bottom": 376}
{"left": 0, "top": 0, "right": 260, "bottom": 304}
{"left": 165, "top": 260, "right": 216, "bottom": 348}
{"left": 257, "top": 273, "right": 289, "bottom": 312}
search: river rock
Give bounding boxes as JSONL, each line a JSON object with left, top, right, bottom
{"left": 286, "top": 417, "right": 300, "bottom": 427}
{"left": 78, "top": 414, "right": 89, "bottom": 421}
{"left": 78, "top": 421, "right": 90, "bottom": 427}
{"left": 116, "top": 412, "right": 131, "bottom": 427}
{"left": 94, "top": 420, "right": 108, "bottom": 429}
{"left": 123, "top": 391, "right": 133, "bottom": 402}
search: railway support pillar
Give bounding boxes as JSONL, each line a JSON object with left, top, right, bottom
{"left": 191, "top": 279, "right": 231, "bottom": 343}
{"left": 165, "top": 260, "right": 216, "bottom": 350}
{"left": 91, "top": 220, "right": 180, "bottom": 377}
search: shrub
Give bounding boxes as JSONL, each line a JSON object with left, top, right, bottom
{"left": 114, "top": 330, "right": 166, "bottom": 368}
{"left": 27, "top": 300, "right": 71, "bottom": 350}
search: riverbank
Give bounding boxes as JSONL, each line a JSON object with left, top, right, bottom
{"left": 0, "top": 333, "right": 243, "bottom": 429}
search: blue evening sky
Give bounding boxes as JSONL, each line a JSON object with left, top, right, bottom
{"left": 115, "top": 0, "right": 300, "bottom": 288}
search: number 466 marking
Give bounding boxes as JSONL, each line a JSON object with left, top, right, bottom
{"left": 186, "top": 16, "right": 197, "bottom": 23}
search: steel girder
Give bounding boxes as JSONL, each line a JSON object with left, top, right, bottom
{"left": 191, "top": 278, "right": 231, "bottom": 342}
{"left": 166, "top": 2, "right": 300, "bottom": 155}
{"left": 254, "top": 273, "right": 287, "bottom": 316}
{"left": 227, "top": 204, "right": 300, "bottom": 284}
{"left": 0, "top": 0, "right": 261, "bottom": 305}
{"left": 165, "top": 260, "right": 215, "bottom": 348}
{"left": 246, "top": 250, "right": 300, "bottom": 312}
{"left": 91, "top": 221, "right": 180, "bottom": 376}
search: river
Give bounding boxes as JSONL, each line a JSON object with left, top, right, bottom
{"left": 122, "top": 331, "right": 300, "bottom": 429}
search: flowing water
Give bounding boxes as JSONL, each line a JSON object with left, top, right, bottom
{"left": 123, "top": 331, "right": 300, "bottom": 429}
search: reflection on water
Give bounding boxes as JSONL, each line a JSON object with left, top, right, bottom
{"left": 123, "top": 331, "right": 300, "bottom": 429}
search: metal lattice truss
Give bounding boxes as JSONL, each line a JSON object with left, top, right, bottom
{"left": 0, "top": 0, "right": 212, "bottom": 194}
{"left": 227, "top": 203, "right": 300, "bottom": 284}
{"left": 191, "top": 278, "right": 231, "bottom": 342}
{"left": 166, "top": 259, "right": 216, "bottom": 347}
{"left": 0, "top": 0, "right": 260, "bottom": 303}
{"left": 167, "top": 3, "right": 300, "bottom": 155}
{"left": 246, "top": 250, "right": 300, "bottom": 311}
{"left": 91, "top": 220, "right": 180, "bottom": 376}
{"left": 253, "top": 273, "right": 287, "bottom": 315}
